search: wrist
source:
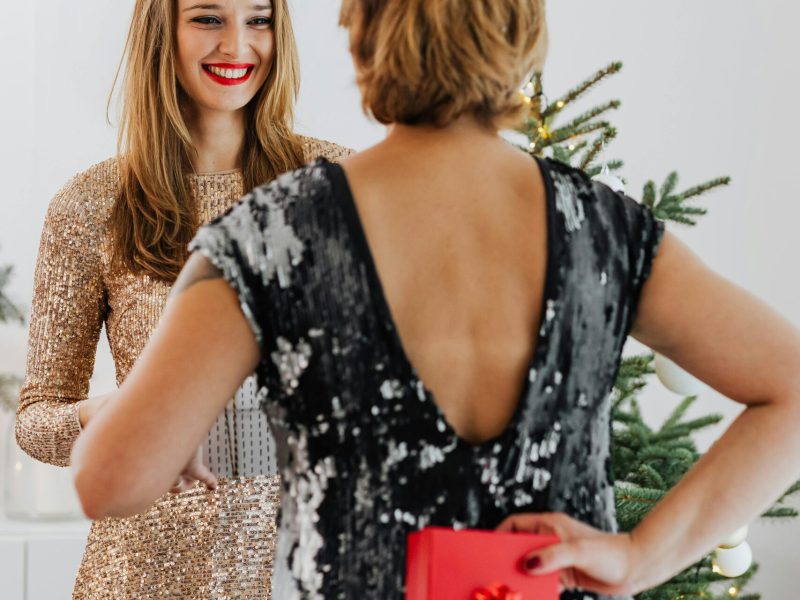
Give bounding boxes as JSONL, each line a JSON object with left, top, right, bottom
{"left": 622, "top": 529, "right": 649, "bottom": 595}
{"left": 77, "top": 399, "right": 89, "bottom": 429}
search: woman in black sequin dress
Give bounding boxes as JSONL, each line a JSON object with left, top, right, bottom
{"left": 73, "top": 1, "right": 800, "bottom": 599}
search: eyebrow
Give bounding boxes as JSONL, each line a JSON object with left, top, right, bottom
{"left": 183, "top": 3, "right": 272, "bottom": 11}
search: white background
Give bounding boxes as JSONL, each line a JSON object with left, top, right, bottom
{"left": 0, "top": 1, "right": 798, "bottom": 596}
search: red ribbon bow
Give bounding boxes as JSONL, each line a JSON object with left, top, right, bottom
{"left": 471, "top": 583, "right": 522, "bottom": 600}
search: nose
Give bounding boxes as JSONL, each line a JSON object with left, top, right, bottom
{"left": 218, "top": 22, "right": 247, "bottom": 58}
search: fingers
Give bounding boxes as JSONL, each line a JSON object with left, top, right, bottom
{"left": 497, "top": 512, "right": 604, "bottom": 541}
{"left": 168, "top": 448, "right": 219, "bottom": 494}
{"left": 496, "top": 512, "right": 560, "bottom": 536}
{"left": 523, "top": 535, "right": 634, "bottom": 596}
{"left": 524, "top": 538, "right": 584, "bottom": 574}
{"left": 185, "top": 461, "right": 218, "bottom": 491}
{"left": 169, "top": 476, "right": 191, "bottom": 494}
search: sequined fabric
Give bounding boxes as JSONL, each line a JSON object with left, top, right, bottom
{"left": 15, "top": 137, "right": 352, "bottom": 598}
{"left": 191, "top": 156, "right": 664, "bottom": 600}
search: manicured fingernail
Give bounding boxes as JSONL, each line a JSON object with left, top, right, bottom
{"left": 524, "top": 555, "right": 541, "bottom": 571}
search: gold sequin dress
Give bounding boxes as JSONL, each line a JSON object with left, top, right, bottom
{"left": 15, "top": 137, "right": 352, "bottom": 599}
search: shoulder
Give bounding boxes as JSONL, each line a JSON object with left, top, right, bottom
{"left": 540, "top": 157, "right": 661, "bottom": 238}
{"left": 298, "top": 135, "right": 355, "bottom": 164}
{"left": 46, "top": 157, "right": 120, "bottom": 229}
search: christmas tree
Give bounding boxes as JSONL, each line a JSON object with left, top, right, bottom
{"left": 0, "top": 249, "right": 24, "bottom": 413}
{"left": 515, "top": 63, "right": 800, "bottom": 599}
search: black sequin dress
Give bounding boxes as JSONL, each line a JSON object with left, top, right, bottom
{"left": 189, "top": 156, "right": 665, "bottom": 600}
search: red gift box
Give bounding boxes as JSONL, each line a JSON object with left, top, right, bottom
{"left": 406, "top": 527, "right": 560, "bottom": 600}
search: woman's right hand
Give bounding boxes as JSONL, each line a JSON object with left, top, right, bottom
{"left": 78, "top": 392, "right": 114, "bottom": 428}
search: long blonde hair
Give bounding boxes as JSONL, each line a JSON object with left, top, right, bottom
{"left": 111, "top": 0, "right": 304, "bottom": 282}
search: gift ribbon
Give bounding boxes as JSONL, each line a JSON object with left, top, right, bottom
{"left": 471, "top": 583, "right": 522, "bottom": 600}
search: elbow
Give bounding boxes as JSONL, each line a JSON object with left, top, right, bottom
{"left": 70, "top": 438, "right": 115, "bottom": 519}
{"left": 73, "top": 464, "right": 110, "bottom": 520}
{"left": 71, "top": 439, "right": 114, "bottom": 520}
{"left": 71, "top": 443, "right": 156, "bottom": 520}
{"left": 72, "top": 462, "right": 149, "bottom": 520}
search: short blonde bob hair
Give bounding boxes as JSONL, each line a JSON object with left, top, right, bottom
{"left": 340, "top": 0, "right": 547, "bottom": 129}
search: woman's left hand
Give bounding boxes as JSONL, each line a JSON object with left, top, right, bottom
{"left": 496, "top": 512, "right": 639, "bottom": 596}
{"left": 169, "top": 446, "right": 218, "bottom": 494}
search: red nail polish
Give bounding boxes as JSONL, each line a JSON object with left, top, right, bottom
{"left": 524, "top": 556, "right": 541, "bottom": 571}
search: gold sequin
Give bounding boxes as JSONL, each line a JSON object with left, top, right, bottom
{"left": 15, "top": 137, "right": 352, "bottom": 598}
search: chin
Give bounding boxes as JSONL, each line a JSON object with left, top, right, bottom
{"left": 196, "top": 94, "right": 256, "bottom": 115}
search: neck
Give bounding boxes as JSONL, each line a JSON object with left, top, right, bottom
{"left": 385, "top": 116, "right": 498, "bottom": 146}
{"left": 184, "top": 105, "right": 247, "bottom": 174}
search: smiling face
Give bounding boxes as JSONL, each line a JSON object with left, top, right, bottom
{"left": 176, "top": 0, "right": 275, "bottom": 115}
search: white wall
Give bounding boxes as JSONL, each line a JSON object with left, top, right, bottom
{"left": 0, "top": 0, "right": 797, "bottom": 596}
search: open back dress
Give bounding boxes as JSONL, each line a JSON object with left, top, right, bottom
{"left": 191, "top": 155, "right": 665, "bottom": 600}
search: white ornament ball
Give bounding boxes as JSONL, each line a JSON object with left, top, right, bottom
{"left": 593, "top": 170, "right": 626, "bottom": 194}
{"left": 654, "top": 353, "right": 705, "bottom": 396}
{"left": 713, "top": 541, "right": 753, "bottom": 578}
{"left": 718, "top": 525, "right": 749, "bottom": 549}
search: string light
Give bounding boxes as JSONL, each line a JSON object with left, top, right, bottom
{"left": 728, "top": 585, "right": 739, "bottom": 597}
{"left": 556, "top": 100, "right": 565, "bottom": 109}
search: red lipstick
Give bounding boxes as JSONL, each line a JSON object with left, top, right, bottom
{"left": 202, "top": 63, "right": 255, "bottom": 86}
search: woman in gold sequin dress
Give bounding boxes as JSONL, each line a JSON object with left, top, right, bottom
{"left": 15, "top": 0, "right": 350, "bottom": 597}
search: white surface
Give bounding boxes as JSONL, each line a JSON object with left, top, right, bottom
{"left": 0, "top": 538, "right": 25, "bottom": 600}
{"left": 0, "top": 516, "right": 90, "bottom": 538}
{"left": 0, "top": 1, "right": 799, "bottom": 597}
{"left": 0, "top": 515, "right": 89, "bottom": 600}
{"left": 27, "top": 537, "right": 87, "bottom": 600}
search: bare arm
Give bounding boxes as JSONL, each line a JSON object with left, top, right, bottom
{"left": 623, "top": 230, "right": 800, "bottom": 591}
{"left": 16, "top": 178, "right": 107, "bottom": 466}
{"left": 500, "top": 230, "right": 800, "bottom": 595}
{"left": 71, "top": 253, "right": 260, "bottom": 519}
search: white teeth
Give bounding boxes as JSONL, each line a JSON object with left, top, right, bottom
{"left": 207, "top": 66, "right": 249, "bottom": 79}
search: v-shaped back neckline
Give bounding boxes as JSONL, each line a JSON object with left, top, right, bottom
{"left": 325, "top": 156, "right": 559, "bottom": 451}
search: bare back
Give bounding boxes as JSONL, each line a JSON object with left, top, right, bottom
{"left": 341, "top": 122, "right": 548, "bottom": 444}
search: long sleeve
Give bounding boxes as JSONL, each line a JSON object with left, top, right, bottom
{"left": 16, "top": 175, "right": 107, "bottom": 466}
{"left": 300, "top": 136, "right": 354, "bottom": 164}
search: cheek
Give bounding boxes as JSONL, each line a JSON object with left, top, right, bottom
{"left": 175, "top": 25, "right": 206, "bottom": 79}
{"left": 257, "top": 31, "right": 276, "bottom": 69}
{"left": 174, "top": 27, "right": 193, "bottom": 83}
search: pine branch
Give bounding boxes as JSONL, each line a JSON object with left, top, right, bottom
{"left": 556, "top": 100, "right": 622, "bottom": 134}
{"left": 780, "top": 478, "right": 800, "bottom": 498}
{"left": 0, "top": 264, "right": 25, "bottom": 325}
{"left": 762, "top": 506, "right": 799, "bottom": 519}
{"left": 579, "top": 128, "right": 619, "bottom": 170}
{"left": 544, "top": 120, "right": 613, "bottom": 148}
{"left": 645, "top": 173, "right": 731, "bottom": 226}
{"left": 659, "top": 395, "right": 698, "bottom": 431}
{"left": 540, "top": 61, "right": 623, "bottom": 120}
